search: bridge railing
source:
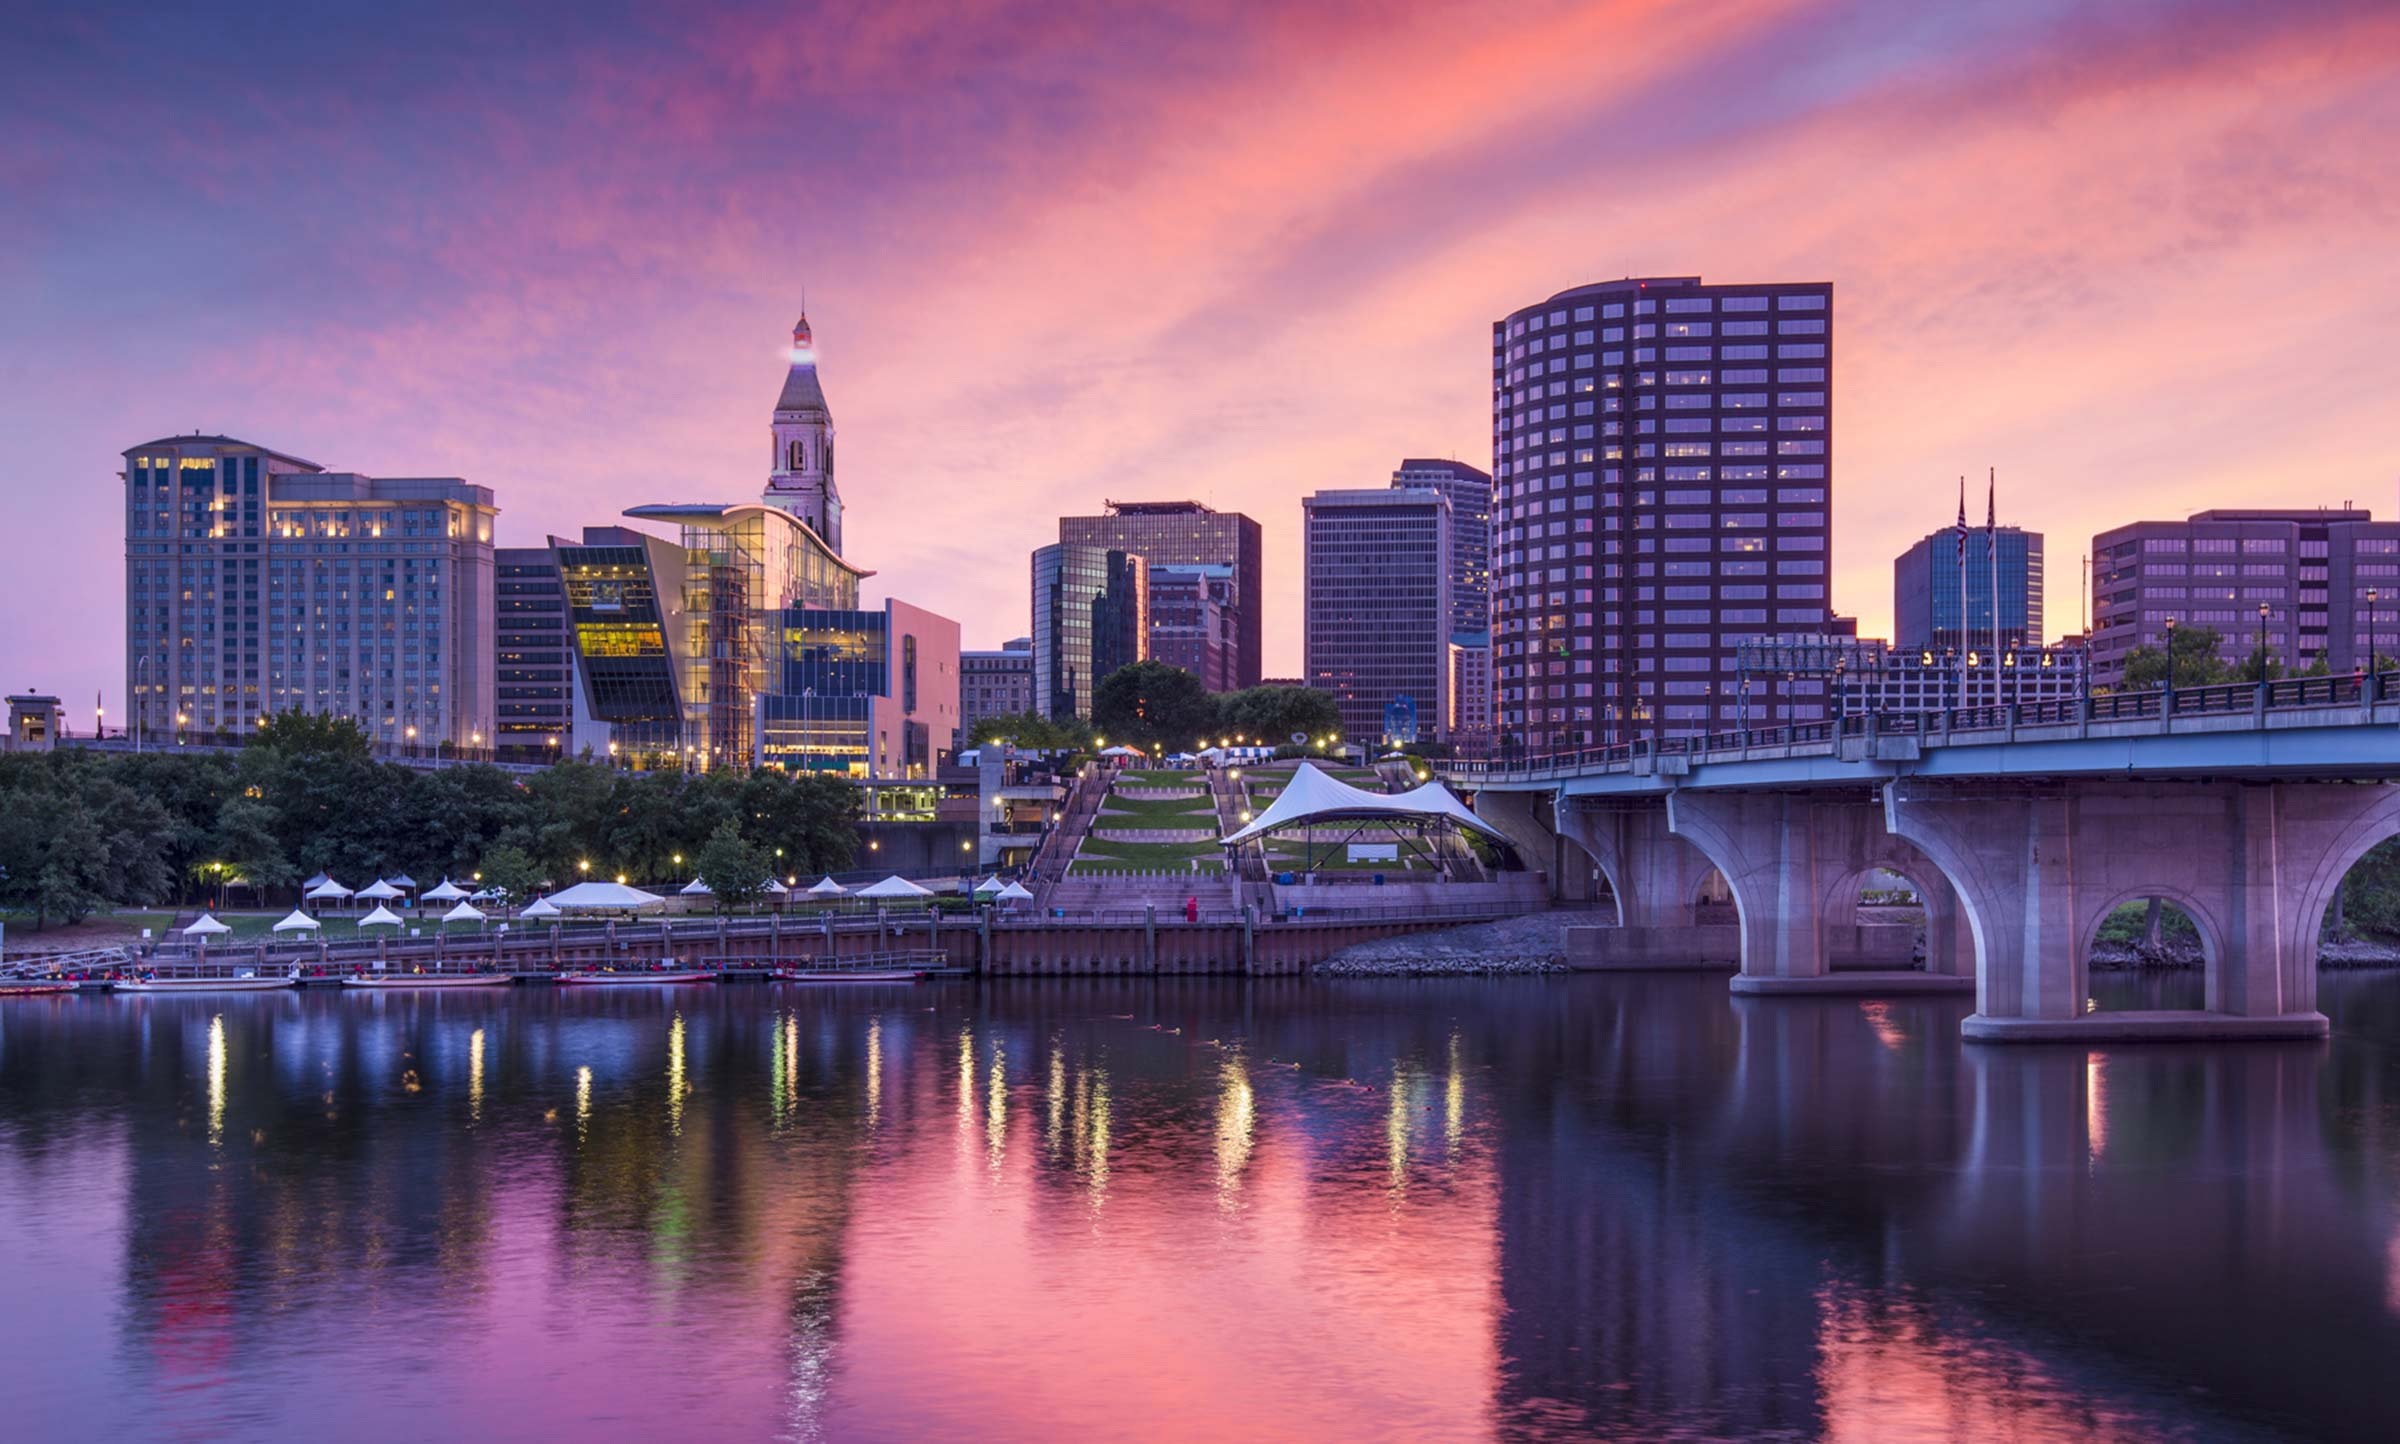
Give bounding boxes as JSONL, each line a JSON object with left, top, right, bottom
{"left": 1443, "top": 670, "right": 2400, "bottom": 781}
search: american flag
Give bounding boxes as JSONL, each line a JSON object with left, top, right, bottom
{"left": 1955, "top": 478, "right": 1967, "bottom": 564}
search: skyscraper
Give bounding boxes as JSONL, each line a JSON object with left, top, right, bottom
{"left": 123, "top": 436, "right": 496, "bottom": 748}
{"left": 1057, "top": 501, "right": 1263, "bottom": 687}
{"left": 1303, "top": 487, "right": 1452, "bottom": 744}
{"left": 1392, "top": 458, "right": 1493, "bottom": 636}
{"left": 960, "top": 639, "right": 1034, "bottom": 735}
{"left": 2089, "top": 508, "right": 2400, "bottom": 688}
{"left": 1146, "top": 564, "right": 1237, "bottom": 691}
{"left": 1894, "top": 524, "right": 2044, "bottom": 651}
{"left": 1492, "top": 275, "right": 1834, "bottom": 750}
{"left": 1031, "top": 543, "right": 1148, "bottom": 721}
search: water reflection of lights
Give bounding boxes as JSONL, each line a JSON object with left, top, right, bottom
{"left": 1088, "top": 1068, "right": 1111, "bottom": 1207}
{"left": 1858, "top": 1000, "right": 1908, "bottom": 1051}
{"left": 1047, "top": 1043, "right": 1066, "bottom": 1160}
{"left": 1386, "top": 1064, "right": 1411, "bottom": 1195}
{"left": 206, "top": 1014, "right": 226, "bottom": 1148}
{"left": 468, "top": 1028, "right": 485, "bottom": 1123}
{"left": 575, "top": 1065, "right": 593, "bottom": 1142}
{"left": 2086, "top": 1051, "right": 2107, "bottom": 1165}
{"left": 987, "top": 1040, "right": 1008, "bottom": 1173}
{"left": 667, "top": 1013, "right": 686, "bottom": 1137}
{"left": 1444, "top": 1034, "right": 1465, "bottom": 1154}
{"left": 957, "top": 1029, "right": 976, "bottom": 1141}
{"left": 1216, "top": 1051, "right": 1255, "bottom": 1210}
{"left": 865, "top": 1017, "right": 882, "bottom": 1129}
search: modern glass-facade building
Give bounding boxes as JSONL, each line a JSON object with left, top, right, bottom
{"left": 1393, "top": 459, "right": 1493, "bottom": 637}
{"left": 1303, "top": 487, "right": 1452, "bottom": 745}
{"left": 1492, "top": 276, "right": 1835, "bottom": 750}
{"left": 122, "top": 435, "right": 497, "bottom": 748}
{"left": 1031, "top": 544, "right": 1148, "bottom": 721}
{"left": 1058, "top": 502, "right": 1262, "bottom": 687}
{"left": 494, "top": 546, "right": 573, "bottom": 755}
{"left": 1147, "top": 564, "right": 1237, "bottom": 690}
{"left": 759, "top": 599, "right": 960, "bottom": 776}
{"left": 2090, "top": 509, "right": 2400, "bottom": 688}
{"left": 1895, "top": 525, "right": 2043, "bottom": 652}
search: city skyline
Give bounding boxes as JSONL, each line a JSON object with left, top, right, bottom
{"left": 9, "top": 1, "right": 2400, "bottom": 723}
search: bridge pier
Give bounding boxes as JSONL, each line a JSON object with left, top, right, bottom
{"left": 1470, "top": 788, "right": 1600, "bottom": 903}
{"left": 1556, "top": 800, "right": 1736, "bottom": 968}
{"left": 1666, "top": 788, "right": 1973, "bottom": 996}
{"left": 1883, "top": 780, "right": 2382, "bottom": 1041}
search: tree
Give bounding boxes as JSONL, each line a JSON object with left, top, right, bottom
{"left": 1215, "top": 685, "right": 1343, "bottom": 746}
{"left": 968, "top": 710, "right": 1092, "bottom": 751}
{"left": 478, "top": 844, "right": 542, "bottom": 908}
{"left": 1092, "top": 661, "right": 1217, "bottom": 750}
{"left": 692, "top": 820, "right": 773, "bottom": 911}
{"left": 251, "top": 708, "right": 373, "bottom": 761}
{"left": 2119, "top": 625, "right": 2232, "bottom": 690}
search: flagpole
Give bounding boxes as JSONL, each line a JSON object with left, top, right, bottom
{"left": 1955, "top": 477, "right": 1968, "bottom": 714}
{"left": 1989, "top": 467, "right": 2001, "bottom": 711}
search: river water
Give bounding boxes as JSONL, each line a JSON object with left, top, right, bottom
{"left": 4, "top": 972, "right": 2400, "bottom": 1441}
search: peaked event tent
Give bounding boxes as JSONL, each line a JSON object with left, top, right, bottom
{"left": 542, "top": 881, "right": 666, "bottom": 912}
{"left": 182, "top": 914, "right": 233, "bottom": 936}
{"left": 855, "top": 875, "right": 934, "bottom": 899}
{"left": 520, "top": 896, "right": 563, "bottom": 920}
{"left": 272, "top": 910, "right": 322, "bottom": 933}
{"left": 973, "top": 875, "right": 1005, "bottom": 894}
{"left": 1219, "top": 762, "right": 1508, "bottom": 847}
{"left": 387, "top": 873, "right": 418, "bottom": 890}
{"left": 994, "top": 881, "right": 1035, "bottom": 901}
{"left": 422, "top": 879, "right": 468, "bottom": 902}
{"left": 805, "top": 877, "right": 848, "bottom": 896}
{"left": 357, "top": 904, "right": 405, "bottom": 928}
{"left": 1098, "top": 745, "right": 1145, "bottom": 758}
{"left": 356, "top": 879, "right": 405, "bottom": 901}
{"left": 679, "top": 878, "right": 714, "bottom": 896}
{"left": 305, "top": 879, "right": 353, "bottom": 901}
{"left": 441, "top": 901, "right": 486, "bottom": 923}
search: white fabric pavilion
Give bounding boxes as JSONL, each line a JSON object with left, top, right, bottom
{"left": 357, "top": 904, "right": 406, "bottom": 928}
{"left": 356, "top": 879, "right": 404, "bottom": 901}
{"left": 855, "top": 875, "right": 934, "bottom": 899}
{"left": 387, "top": 873, "right": 419, "bottom": 890}
{"left": 973, "top": 875, "right": 1005, "bottom": 895}
{"left": 994, "top": 880, "right": 1035, "bottom": 902}
{"left": 441, "top": 901, "right": 486, "bottom": 923}
{"left": 1219, "top": 762, "right": 1507, "bottom": 847}
{"left": 182, "top": 913, "right": 233, "bottom": 936}
{"left": 1098, "top": 745, "right": 1145, "bottom": 758}
{"left": 542, "top": 880, "right": 666, "bottom": 912}
{"left": 520, "top": 895, "right": 563, "bottom": 920}
{"left": 422, "top": 878, "right": 468, "bottom": 902}
{"left": 679, "top": 878, "right": 714, "bottom": 896}
{"left": 805, "top": 876, "right": 848, "bottom": 896}
{"left": 305, "top": 878, "right": 353, "bottom": 902}
{"left": 272, "top": 909, "right": 322, "bottom": 933}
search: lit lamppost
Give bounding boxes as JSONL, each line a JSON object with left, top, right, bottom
{"left": 2164, "top": 617, "right": 2179, "bottom": 692}
{"left": 2257, "top": 602, "right": 2270, "bottom": 686}
{"left": 2369, "top": 588, "right": 2380, "bottom": 675}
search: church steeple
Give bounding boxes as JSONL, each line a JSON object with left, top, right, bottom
{"left": 765, "top": 310, "right": 841, "bottom": 555}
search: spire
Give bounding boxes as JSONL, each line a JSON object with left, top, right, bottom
{"left": 776, "top": 313, "right": 828, "bottom": 417}
{"left": 792, "top": 313, "right": 812, "bottom": 351}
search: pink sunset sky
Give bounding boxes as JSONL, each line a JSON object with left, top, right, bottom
{"left": 4, "top": 0, "right": 2397, "bottom": 717}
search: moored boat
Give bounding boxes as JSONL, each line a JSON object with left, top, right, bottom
{"left": 342, "top": 971, "right": 514, "bottom": 988}
{"left": 557, "top": 964, "right": 714, "bottom": 985}
{"left": 114, "top": 973, "right": 298, "bottom": 993}
{"left": 0, "top": 979, "right": 79, "bottom": 997}
{"left": 769, "top": 969, "right": 925, "bottom": 984}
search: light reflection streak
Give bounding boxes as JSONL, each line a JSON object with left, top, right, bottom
{"left": 1386, "top": 1063, "right": 1410, "bottom": 1196}
{"left": 575, "top": 1065, "right": 592, "bottom": 1143}
{"left": 2086, "top": 1050, "right": 2108, "bottom": 1166}
{"left": 1860, "top": 1000, "right": 1907, "bottom": 1051}
{"left": 206, "top": 1014, "right": 226, "bottom": 1148}
{"left": 1046, "top": 1042, "right": 1066, "bottom": 1161}
{"left": 865, "top": 1017, "right": 882, "bottom": 1129}
{"left": 1215, "top": 1051, "right": 1254, "bottom": 1210}
{"left": 1087, "top": 1068, "right": 1111, "bottom": 1209}
{"left": 957, "top": 1029, "right": 976, "bottom": 1142}
{"left": 770, "top": 1010, "right": 788, "bottom": 1122}
{"left": 1444, "top": 1033, "right": 1464, "bottom": 1154}
{"left": 987, "top": 1040, "right": 1008, "bottom": 1173}
{"left": 468, "top": 1027, "right": 485, "bottom": 1124}
{"left": 667, "top": 1012, "right": 686, "bottom": 1137}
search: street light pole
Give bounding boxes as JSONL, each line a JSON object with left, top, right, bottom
{"left": 2257, "top": 602, "right": 2270, "bottom": 686}
{"left": 2164, "top": 616, "right": 2179, "bottom": 693}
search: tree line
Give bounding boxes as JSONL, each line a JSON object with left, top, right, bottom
{"left": 968, "top": 665, "right": 1345, "bottom": 753}
{"left": 0, "top": 712, "right": 860, "bottom": 928}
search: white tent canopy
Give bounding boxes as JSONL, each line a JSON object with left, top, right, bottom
{"left": 422, "top": 878, "right": 468, "bottom": 902}
{"left": 1220, "top": 761, "right": 1507, "bottom": 847}
{"left": 387, "top": 873, "right": 418, "bottom": 890}
{"left": 679, "top": 877, "right": 714, "bottom": 896}
{"left": 520, "top": 895, "right": 563, "bottom": 920}
{"left": 994, "top": 880, "right": 1035, "bottom": 901}
{"left": 441, "top": 901, "right": 486, "bottom": 923}
{"left": 305, "top": 878, "right": 353, "bottom": 901}
{"left": 805, "top": 876, "right": 848, "bottom": 896}
{"left": 182, "top": 913, "right": 233, "bottom": 936}
{"left": 356, "top": 879, "right": 404, "bottom": 901}
{"left": 973, "top": 875, "right": 1005, "bottom": 894}
{"left": 357, "top": 904, "right": 405, "bottom": 928}
{"left": 855, "top": 875, "right": 934, "bottom": 899}
{"left": 1098, "top": 745, "right": 1145, "bottom": 758}
{"left": 766, "top": 878, "right": 789, "bottom": 895}
{"left": 542, "top": 880, "right": 666, "bottom": 912}
{"left": 272, "top": 909, "right": 322, "bottom": 933}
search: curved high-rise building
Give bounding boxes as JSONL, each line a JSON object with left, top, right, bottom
{"left": 1492, "top": 276, "right": 1834, "bottom": 752}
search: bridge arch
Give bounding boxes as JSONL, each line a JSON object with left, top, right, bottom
{"left": 2280, "top": 787, "right": 2400, "bottom": 1016}
{"left": 2074, "top": 885, "right": 2227, "bottom": 1013}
